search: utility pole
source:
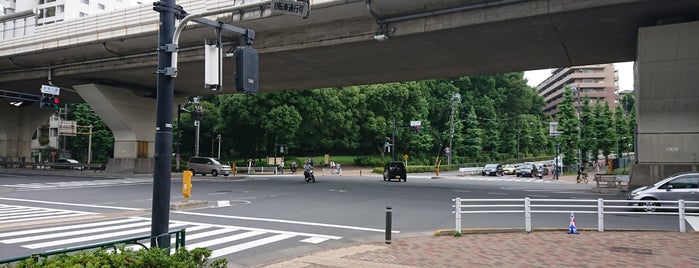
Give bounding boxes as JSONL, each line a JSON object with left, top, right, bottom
{"left": 151, "top": 0, "right": 179, "bottom": 249}
{"left": 392, "top": 118, "right": 396, "bottom": 162}
{"left": 448, "top": 92, "right": 460, "bottom": 166}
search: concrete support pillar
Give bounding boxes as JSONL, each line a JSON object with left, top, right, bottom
{"left": 631, "top": 21, "right": 699, "bottom": 188}
{"left": 0, "top": 104, "right": 53, "bottom": 162}
{"left": 74, "top": 84, "right": 157, "bottom": 173}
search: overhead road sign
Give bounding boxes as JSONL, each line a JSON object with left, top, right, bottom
{"left": 271, "top": 0, "right": 309, "bottom": 17}
{"left": 40, "top": 85, "right": 60, "bottom": 95}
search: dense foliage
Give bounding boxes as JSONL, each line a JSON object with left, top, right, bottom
{"left": 56, "top": 73, "right": 634, "bottom": 167}
{"left": 188, "top": 73, "right": 549, "bottom": 165}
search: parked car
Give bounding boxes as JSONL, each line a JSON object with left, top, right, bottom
{"left": 187, "top": 157, "right": 231, "bottom": 176}
{"left": 627, "top": 172, "right": 699, "bottom": 212}
{"left": 55, "top": 158, "right": 83, "bottom": 170}
{"left": 481, "top": 164, "right": 504, "bottom": 176}
{"left": 516, "top": 163, "right": 541, "bottom": 178}
{"left": 503, "top": 164, "right": 517, "bottom": 175}
{"left": 383, "top": 161, "right": 407, "bottom": 182}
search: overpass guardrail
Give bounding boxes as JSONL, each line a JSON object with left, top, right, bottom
{"left": 453, "top": 198, "right": 699, "bottom": 233}
{"left": 0, "top": 229, "right": 186, "bottom": 265}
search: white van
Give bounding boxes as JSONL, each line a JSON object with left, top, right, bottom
{"left": 187, "top": 157, "right": 231, "bottom": 176}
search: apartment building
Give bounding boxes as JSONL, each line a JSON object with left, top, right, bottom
{"left": 537, "top": 64, "right": 619, "bottom": 118}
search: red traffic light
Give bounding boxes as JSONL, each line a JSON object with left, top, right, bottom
{"left": 53, "top": 97, "right": 60, "bottom": 104}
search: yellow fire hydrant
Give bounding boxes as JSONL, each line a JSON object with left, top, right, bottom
{"left": 182, "top": 170, "right": 192, "bottom": 202}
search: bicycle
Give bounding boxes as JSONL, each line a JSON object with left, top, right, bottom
{"left": 577, "top": 171, "right": 588, "bottom": 184}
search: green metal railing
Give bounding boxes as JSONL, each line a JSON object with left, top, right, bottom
{"left": 0, "top": 229, "right": 185, "bottom": 265}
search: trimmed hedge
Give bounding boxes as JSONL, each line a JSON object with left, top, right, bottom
{"left": 3, "top": 246, "right": 227, "bottom": 268}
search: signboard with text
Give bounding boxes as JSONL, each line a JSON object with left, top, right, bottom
{"left": 271, "top": 0, "right": 309, "bottom": 17}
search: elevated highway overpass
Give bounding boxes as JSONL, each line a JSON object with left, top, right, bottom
{"left": 0, "top": 0, "right": 697, "bottom": 185}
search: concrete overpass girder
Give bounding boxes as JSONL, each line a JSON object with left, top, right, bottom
{"left": 0, "top": 105, "right": 53, "bottom": 162}
{"left": 631, "top": 20, "right": 699, "bottom": 188}
{"left": 73, "top": 84, "right": 160, "bottom": 173}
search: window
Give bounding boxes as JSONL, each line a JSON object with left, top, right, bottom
{"left": 98, "top": 3, "right": 105, "bottom": 10}
{"left": 81, "top": 0, "right": 89, "bottom": 4}
{"left": 79, "top": 12, "right": 87, "bottom": 17}
{"left": 56, "top": 5, "right": 63, "bottom": 13}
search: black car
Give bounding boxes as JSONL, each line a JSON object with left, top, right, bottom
{"left": 516, "top": 163, "right": 542, "bottom": 178}
{"left": 383, "top": 161, "right": 407, "bottom": 182}
{"left": 481, "top": 164, "right": 504, "bottom": 176}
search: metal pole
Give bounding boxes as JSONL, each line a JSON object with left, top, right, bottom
{"left": 176, "top": 105, "right": 181, "bottom": 171}
{"left": 87, "top": 125, "right": 93, "bottom": 164}
{"left": 392, "top": 118, "right": 395, "bottom": 162}
{"left": 151, "top": 0, "right": 176, "bottom": 249}
{"left": 454, "top": 198, "right": 461, "bottom": 233}
{"left": 524, "top": 197, "right": 531, "bottom": 233}
{"left": 217, "top": 134, "right": 221, "bottom": 159}
{"left": 385, "top": 206, "right": 392, "bottom": 244}
{"left": 274, "top": 143, "right": 277, "bottom": 175}
{"left": 194, "top": 119, "right": 200, "bottom": 157}
{"left": 597, "top": 198, "right": 604, "bottom": 232}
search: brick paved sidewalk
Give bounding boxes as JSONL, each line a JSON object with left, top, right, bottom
{"left": 260, "top": 231, "right": 699, "bottom": 268}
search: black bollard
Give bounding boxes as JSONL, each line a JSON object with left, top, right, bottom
{"left": 385, "top": 206, "right": 392, "bottom": 244}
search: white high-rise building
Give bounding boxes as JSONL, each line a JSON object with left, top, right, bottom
{"left": 13, "top": 0, "right": 132, "bottom": 26}
{"left": 1, "top": 0, "right": 138, "bottom": 40}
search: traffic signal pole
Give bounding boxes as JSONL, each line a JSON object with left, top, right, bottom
{"left": 152, "top": 0, "right": 178, "bottom": 249}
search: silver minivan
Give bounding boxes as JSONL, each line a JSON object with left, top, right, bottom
{"left": 627, "top": 172, "right": 699, "bottom": 211}
{"left": 187, "top": 157, "right": 231, "bottom": 176}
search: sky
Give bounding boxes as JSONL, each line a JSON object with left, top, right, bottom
{"left": 523, "top": 61, "right": 635, "bottom": 91}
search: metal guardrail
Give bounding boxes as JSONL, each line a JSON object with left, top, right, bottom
{"left": 452, "top": 198, "right": 699, "bottom": 233}
{"left": 0, "top": 229, "right": 186, "bottom": 265}
{"left": 0, "top": 161, "right": 106, "bottom": 171}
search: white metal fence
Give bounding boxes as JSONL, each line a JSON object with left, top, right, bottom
{"left": 452, "top": 197, "right": 699, "bottom": 233}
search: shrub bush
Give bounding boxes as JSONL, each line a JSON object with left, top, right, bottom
{"left": 4, "top": 246, "right": 227, "bottom": 268}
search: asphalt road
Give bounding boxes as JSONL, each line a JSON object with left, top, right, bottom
{"left": 0, "top": 170, "right": 689, "bottom": 267}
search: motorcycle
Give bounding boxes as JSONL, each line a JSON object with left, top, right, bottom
{"left": 304, "top": 167, "right": 316, "bottom": 183}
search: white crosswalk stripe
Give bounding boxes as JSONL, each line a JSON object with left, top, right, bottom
{"left": 0, "top": 204, "right": 96, "bottom": 223}
{"left": 0, "top": 217, "right": 341, "bottom": 260}
{"left": 0, "top": 178, "right": 154, "bottom": 191}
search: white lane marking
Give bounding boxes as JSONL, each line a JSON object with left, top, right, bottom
{"left": 164, "top": 218, "right": 343, "bottom": 240}
{"left": 686, "top": 216, "right": 699, "bottom": 230}
{"left": 0, "top": 218, "right": 142, "bottom": 238}
{"left": 210, "top": 234, "right": 295, "bottom": 258}
{"left": 24, "top": 223, "right": 187, "bottom": 249}
{"left": 186, "top": 230, "right": 265, "bottom": 250}
{"left": 0, "top": 197, "right": 141, "bottom": 211}
{"left": 0, "top": 197, "right": 396, "bottom": 234}
{"left": 173, "top": 211, "right": 400, "bottom": 234}
{"left": 4, "top": 211, "right": 74, "bottom": 220}
{"left": 527, "top": 194, "right": 549, "bottom": 198}
{"left": 487, "top": 192, "right": 507, "bottom": 195}
{"left": 217, "top": 200, "right": 231, "bottom": 207}
{"left": 301, "top": 237, "right": 328, "bottom": 244}
{"left": 1, "top": 221, "right": 152, "bottom": 244}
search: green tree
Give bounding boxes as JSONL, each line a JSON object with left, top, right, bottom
{"left": 67, "top": 103, "right": 114, "bottom": 163}
{"left": 593, "top": 102, "right": 617, "bottom": 162}
{"left": 461, "top": 107, "right": 482, "bottom": 161}
{"left": 579, "top": 97, "right": 596, "bottom": 164}
{"left": 555, "top": 87, "right": 580, "bottom": 171}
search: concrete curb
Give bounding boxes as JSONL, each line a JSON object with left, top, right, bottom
{"left": 169, "top": 200, "right": 209, "bottom": 210}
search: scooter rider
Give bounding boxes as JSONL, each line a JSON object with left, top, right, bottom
{"left": 303, "top": 162, "right": 313, "bottom": 178}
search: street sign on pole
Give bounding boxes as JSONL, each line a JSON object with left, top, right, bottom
{"left": 410, "top": 121, "right": 421, "bottom": 127}
{"left": 271, "top": 0, "right": 309, "bottom": 17}
{"left": 40, "top": 85, "right": 60, "bottom": 95}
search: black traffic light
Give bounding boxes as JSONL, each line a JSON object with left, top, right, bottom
{"left": 39, "top": 95, "right": 59, "bottom": 110}
{"left": 234, "top": 46, "right": 258, "bottom": 94}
